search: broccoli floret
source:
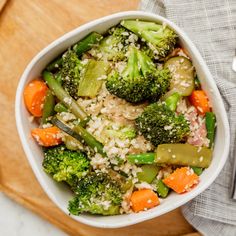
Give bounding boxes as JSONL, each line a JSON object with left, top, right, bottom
{"left": 89, "top": 26, "right": 135, "bottom": 62}
{"left": 43, "top": 145, "right": 89, "bottom": 187}
{"left": 105, "top": 126, "right": 136, "bottom": 140}
{"left": 136, "top": 102, "right": 190, "bottom": 146}
{"left": 121, "top": 20, "right": 177, "bottom": 59}
{"left": 68, "top": 172, "right": 122, "bottom": 215}
{"left": 60, "top": 50, "right": 84, "bottom": 99}
{"left": 106, "top": 47, "right": 171, "bottom": 103}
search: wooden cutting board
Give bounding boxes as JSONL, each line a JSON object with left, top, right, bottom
{"left": 0, "top": 0, "right": 200, "bottom": 235}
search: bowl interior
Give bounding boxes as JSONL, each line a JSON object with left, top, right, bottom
{"left": 15, "top": 11, "right": 230, "bottom": 228}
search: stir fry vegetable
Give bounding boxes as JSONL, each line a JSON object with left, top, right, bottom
{"left": 24, "top": 19, "right": 217, "bottom": 216}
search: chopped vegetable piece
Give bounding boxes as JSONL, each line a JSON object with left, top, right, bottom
{"left": 194, "top": 76, "right": 201, "bottom": 90}
{"left": 46, "top": 57, "right": 63, "bottom": 72}
{"left": 52, "top": 117, "right": 106, "bottom": 156}
{"left": 43, "top": 71, "right": 87, "bottom": 121}
{"left": 121, "top": 20, "right": 177, "bottom": 58}
{"left": 24, "top": 80, "right": 48, "bottom": 117}
{"left": 189, "top": 90, "right": 210, "bottom": 115}
{"left": 155, "top": 144, "right": 212, "bottom": 168}
{"left": 130, "top": 189, "right": 160, "bottom": 212}
{"left": 165, "top": 92, "right": 181, "bottom": 111}
{"left": 163, "top": 167, "right": 199, "bottom": 193}
{"left": 205, "top": 112, "right": 216, "bottom": 148}
{"left": 54, "top": 102, "right": 68, "bottom": 113}
{"left": 64, "top": 135, "right": 83, "bottom": 151}
{"left": 164, "top": 56, "right": 194, "bottom": 96}
{"left": 78, "top": 60, "right": 110, "bottom": 98}
{"left": 137, "top": 165, "right": 160, "bottom": 183}
{"left": 73, "top": 32, "right": 103, "bottom": 57}
{"left": 31, "top": 126, "right": 62, "bottom": 147}
{"left": 41, "top": 90, "right": 55, "bottom": 124}
{"left": 127, "top": 153, "right": 155, "bottom": 164}
{"left": 155, "top": 179, "right": 169, "bottom": 198}
{"left": 191, "top": 166, "right": 203, "bottom": 176}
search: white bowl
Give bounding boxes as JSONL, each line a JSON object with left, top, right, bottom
{"left": 15, "top": 11, "right": 230, "bottom": 228}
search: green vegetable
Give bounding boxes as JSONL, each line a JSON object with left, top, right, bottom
{"left": 104, "top": 124, "right": 136, "bottom": 140}
{"left": 127, "top": 153, "right": 155, "bottom": 164}
{"left": 121, "top": 20, "right": 177, "bottom": 59}
{"left": 164, "top": 56, "right": 194, "bottom": 96}
{"left": 42, "top": 145, "right": 89, "bottom": 188}
{"left": 54, "top": 102, "right": 68, "bottom": 113}
{"left": 154, "top": 179, "right": 169, "bottom": 198}
{"left": 191, "top": 166, "right": 203, "bottom": 176}
{"left": 90, "top": 27, "right": 131, "bottom": 61}
{"left": 52, "top": 117, "right": 105, "bottom": 156}
{"left": 155, "top": 144, "right": 213, "bottom": 168}
{"left": 77, "top": 60, "right": 110, "bottom": 98}
{"left": 46, "top": 57, "right": 63, "bottom": 72}
{"left": 137, "top": 165, "right": 160, "bottom": 183}
{"left": 43, "top": 71, "right": 87, "bottom": 121}
{"left": 64, "top": 135, "right": 83, "bottom": 151}
{"left": 205, "top": 112, "right": 216, "bottom": 148}
{"left": 107, "top": 169, "right": 133, "bottom": 193}
{"left": 41, "top": 90, "right": 55, "bottom": 124}
{"left": 136, "top": 102, "right": 190, "bottom": 146}
{"left": 60, "top": 50, "right": 83, "bottom": 99}
{"left": 165, "top": 92, "right": 181, "bottom": 111}
{"left": 106, "top": 47, "right": 171, "bottom": 103}
{"left": 68, "top": 172, "right": 122, "bottom": 215}
{"left": 73, "top": 32, "right": 103, "bottom": 57}
{"left": 194, "top": 76, "right": 201, "bottom": 90}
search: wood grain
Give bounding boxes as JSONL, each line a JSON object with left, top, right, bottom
{"left": 0, "top": 0, "right": 199, "bottom": 235}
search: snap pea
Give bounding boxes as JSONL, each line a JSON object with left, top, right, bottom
{"left": 155, "top": 179, "right": 169, "bottom": 198}
{"left": 41, "top": 90, "right": 55, "bottom": 124}
{"left": 127, "top": 153, "right": 155, "bottom": 164}
{"left": 137, "top": 165, "right": 160, "bottom": 183}
{"left": 155, "top": 144, "right": 213, "bottom": 168}
{"left": 205, "top": 112, "right": 216, "bottom": 148}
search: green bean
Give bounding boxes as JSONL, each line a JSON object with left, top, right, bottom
{"left": 41, "top": 90, "right": 55, "bottom": 124}
{"left": 205, "top": 112, "right": 216, "bottom": 148}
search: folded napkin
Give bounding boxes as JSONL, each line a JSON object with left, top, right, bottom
{"left": 140, "top": 1, "right": 236, "bottom": 235}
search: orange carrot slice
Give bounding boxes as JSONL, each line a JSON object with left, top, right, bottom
{"left": 163, "top": 167, "right": 199, "bottom": 194}
{"left": 31, "top": 126, "right": 62, "bottom": 147}
{"left": 24, "top": 80, "right": 48, "bottom": 117}
{"left": 130, "top": 189, "right": 160, "bottom": 213}
{"left": 189, "top": 90, "right": 210, "bottom": 115}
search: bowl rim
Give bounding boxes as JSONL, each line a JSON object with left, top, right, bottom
{"left": 15, "top": 10, "right": 230, "bottom": 228}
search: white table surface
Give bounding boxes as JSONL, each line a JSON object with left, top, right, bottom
{"left": 0, "top": 192, "right": 67, "bottom": 236}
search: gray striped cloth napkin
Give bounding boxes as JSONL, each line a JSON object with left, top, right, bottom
{"left": 139, "top": 0, "right": 236, "bottom": 235}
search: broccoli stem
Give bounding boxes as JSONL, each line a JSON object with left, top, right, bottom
{"left": 73, "top": 32, "right": 103, "bottom": 57}
{"left": 165, "top": 92, "right": 181, "bottom": 111}
{"left": 123, "top": 47, "right": 139, "bottom": 78}
{"left": 41, "top": 90, "right": 55, "bottom": 124}
{"left": 43, "top": 71, "right": 87, "bottom": 122}
{"left": 127, "top": 152, "right": 155, "bottom": 164}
